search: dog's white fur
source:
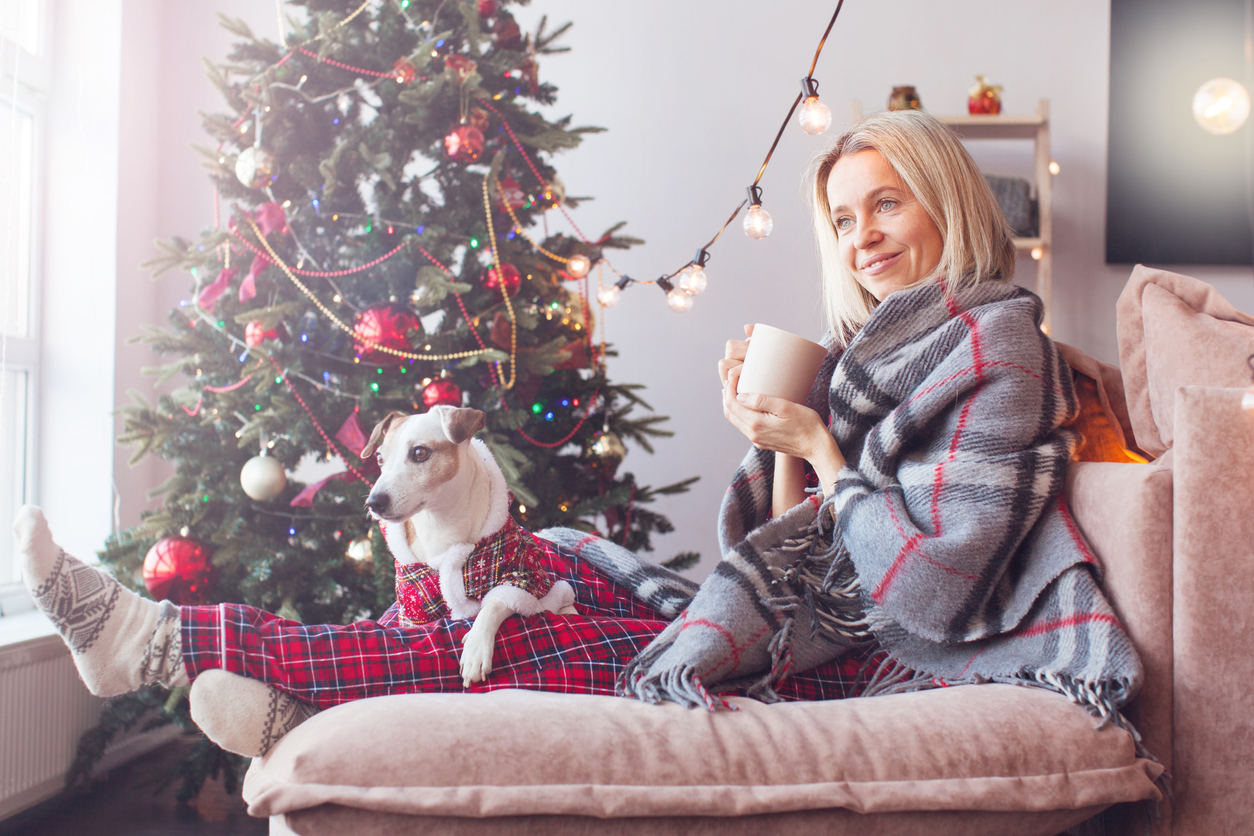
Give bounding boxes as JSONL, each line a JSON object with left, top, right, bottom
{"left": 366, "top": 407, "right": 575, "bottom": 686}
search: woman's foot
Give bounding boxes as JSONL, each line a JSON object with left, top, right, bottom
{"left": 190, "top": 669, "right": 319, "bottom": 757}
{"left": 13, "top": 505, "right": 188, "bottom": 696}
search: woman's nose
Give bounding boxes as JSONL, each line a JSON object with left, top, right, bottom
{"left": 853, "top": 216, "right": 882, "bottom": 249}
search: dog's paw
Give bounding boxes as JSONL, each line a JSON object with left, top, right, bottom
{"left": 557, "top": 604, "right": 578, "bottom": 615}
{"left": 460, "top": 628, "right": 494, "bottom": 687}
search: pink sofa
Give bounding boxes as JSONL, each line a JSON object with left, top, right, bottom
{"left": 241, "top": 266, "right": 1254, "bottom": 836}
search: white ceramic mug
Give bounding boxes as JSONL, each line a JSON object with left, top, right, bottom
{"left": 737, "top": 324, "right": 829, "bottom": 404}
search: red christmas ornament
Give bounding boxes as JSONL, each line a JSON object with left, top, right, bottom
{"left": 422, "top": 378, "right": 462, "bottom": 408}
{"left": 482, "top": 263, "right": 521, "bottom": 295}
{"left": 393, "top": 58, "right": 418, "bottom": 84}
{"left": 245, "top": 320, "right": 280, "bottom": 347}
{"left": 444, "top": 55, "right": 478, "bottom": 83}
{"left": 444, "top": 125, "right": 485, "bottom": 162}
{"left": 494, "top": 176, "right": 529, "bottom": 211}
{"left": 353, "top": 304, "right": 422, "bottom": 363}
{"left": 478, "top": 0, "right": 498, "bottom": 17}
{"left": 143, "top": 536, "right": 213, "bottom": 604}
{"left": 968, "top": 75, "right": 1003, "bottom": 115}
{"left": 466, "top": 106, "right": 490, "bottom": 131}
{"left": 493, "top": 15, "right": 522, "bottom": 50}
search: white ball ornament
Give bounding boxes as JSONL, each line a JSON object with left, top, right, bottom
{"left": 241, "top": 454, "right": 287, "bottom": 501}
{"left": 235, "top": 146, "right": 277, "bottom": 189}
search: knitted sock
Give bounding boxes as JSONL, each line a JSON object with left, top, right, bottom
{"left": 14, "top": 505, "right": 189, "bottom": 697}
{"left": 189, "top": 669, "right": 320, "bottom": 758}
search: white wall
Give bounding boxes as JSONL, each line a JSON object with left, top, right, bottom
{"left": 114, "top": 1, "right": 1254, "bottom": 577}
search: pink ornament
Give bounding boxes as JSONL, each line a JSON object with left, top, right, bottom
{"left": 240, "top": 253, "right": 269, "bottom": 302}
{"left": 198, "top": 267, "right": 237, "bottom": 312}
{"left": 253, "top": 202, "right": 287, "bottom": 236}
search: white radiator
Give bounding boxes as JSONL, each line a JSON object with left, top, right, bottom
{"left": 0, "top": 622, "right": 178, "bottom": 821}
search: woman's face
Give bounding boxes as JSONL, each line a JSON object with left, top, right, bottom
{"left": 825, "top": 149, "right": 944, "bottom": 302}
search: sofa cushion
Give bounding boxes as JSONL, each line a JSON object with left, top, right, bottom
{"left": 244, "top": 684, "right": 1162, "bottom": 821}
{"left": 1116, "top": 264, "right": 1254, "bottom": 457}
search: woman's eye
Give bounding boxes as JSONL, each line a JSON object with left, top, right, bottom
{"left": 834, "top": 217, "right": 853, "bottom": 231}
{"left": 878, "top": 199, "right": 897, "bottom": 212}
{"left": 410, "top": 446, "right": 430, "bottom": 463}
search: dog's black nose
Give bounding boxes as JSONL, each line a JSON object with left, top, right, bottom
{"left": 364, "top": 492, "right": 390, "bottom": 515}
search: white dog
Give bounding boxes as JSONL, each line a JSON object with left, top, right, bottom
{"left": 362, "top": 406, "right": 576, "bottom": 686}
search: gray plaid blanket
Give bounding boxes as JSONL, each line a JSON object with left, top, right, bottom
{"left": 544, "top": 278, "right": 1143, "bottom": 729}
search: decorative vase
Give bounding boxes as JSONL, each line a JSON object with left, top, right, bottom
{"left": 888, "top": 86, "right": 922, "bottom": 111}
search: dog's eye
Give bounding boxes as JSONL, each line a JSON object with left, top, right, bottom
{"left": 410, "top": 446, "right": 430, "bottom": 463}
{"left": 375, "top": 452, "right": 384, "bottom": 466}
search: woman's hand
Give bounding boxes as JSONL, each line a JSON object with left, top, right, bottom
{"left": 722, "top": 356, "right": 847, "bottom": 494}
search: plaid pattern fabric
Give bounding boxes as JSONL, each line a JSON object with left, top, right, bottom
{"left": 181, "top": 534, "right": 872, "bottom": 708}
{"left": 393, "top": 517, "right": 560, "bottom": 626}
{"left": 601, "top": 280, "right": 1142, "bottom": 723}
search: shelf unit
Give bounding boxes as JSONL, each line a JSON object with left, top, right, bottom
{"left": 850, "top": 99, "right": 1053, "bottom": 332}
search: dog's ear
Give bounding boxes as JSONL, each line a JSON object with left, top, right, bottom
{"left": 435, "top": 406, "right": 486, "bottom": 444}
{"left": 361, "top": 411, "right": 410, "bottom": 458}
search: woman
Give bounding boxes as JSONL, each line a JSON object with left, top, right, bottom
{"left": 13, "top": 110, "right": 1140, "bottom": 755}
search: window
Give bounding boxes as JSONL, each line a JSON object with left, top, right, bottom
{"left": 1, "top": 0, "right": 46, "bottom": 592}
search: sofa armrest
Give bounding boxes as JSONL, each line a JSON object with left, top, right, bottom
{"left": 1171, "top": 387, "right": 1254, "bottom": 836}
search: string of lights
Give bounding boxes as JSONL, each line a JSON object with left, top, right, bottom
{"left": 213, "top": 0, "right": 845, "bottom": 316}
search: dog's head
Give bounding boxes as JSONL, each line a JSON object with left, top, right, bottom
{"left": 362, "top": 406, "right": 487, "bottom": 521}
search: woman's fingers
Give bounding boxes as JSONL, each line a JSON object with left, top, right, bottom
{"left": 719, "top": 335, "right": 751, "bottom": 384}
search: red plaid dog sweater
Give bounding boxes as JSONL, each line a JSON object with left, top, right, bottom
{"left": 392, "top": 515, "right": 573, "bottom": 626}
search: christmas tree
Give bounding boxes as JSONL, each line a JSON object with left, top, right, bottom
{"left": 70, "top": 0, "right": 697, "bottom": 799}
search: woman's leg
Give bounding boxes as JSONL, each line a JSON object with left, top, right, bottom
{"left": 14, "top": 506, "right": 187, "bottom": 696}
{"left": 182, "top": 603, "right": 671, "bottom": 708}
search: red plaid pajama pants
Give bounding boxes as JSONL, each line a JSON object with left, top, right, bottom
{"left": 181, "top": 536, "right": 875, "bottom": 709}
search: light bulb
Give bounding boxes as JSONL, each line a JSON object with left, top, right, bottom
{"left": 678, "top": 265, "right": 707, "bottom": 296}
{"left": 566, "top": 253, "right": 592, "bottom": 278}
{"left": 666, "top": 287, "right": 693, "bottom": 313}
{"left": 798, "top": 96, "right": 832, "bottom": 135}
{"left": 743, "top": 205, "right": 773, "bottom": 239}
{"left": 596, "top": 285, "right": 621, "bottom": 308}
{"left": 1193, "top": 78, "right": 1251, "bottom": 135}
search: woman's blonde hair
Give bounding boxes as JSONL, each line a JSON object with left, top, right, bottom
{"left": 810, "top": 109, "right": 1016, "bottom": 339}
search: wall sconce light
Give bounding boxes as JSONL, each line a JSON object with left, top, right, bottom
{"left": 1193, "top": 77, "right": 1251, "bottom": 134}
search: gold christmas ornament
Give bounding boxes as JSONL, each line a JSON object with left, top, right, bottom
{"left": 346, "top": 536, "right": 373, "bottom": 564}
{"left": 235, "top": 146, "right": 277, "bottom": 189}
{"left": 583, "top": 429, "right": 627, "bottom": 471}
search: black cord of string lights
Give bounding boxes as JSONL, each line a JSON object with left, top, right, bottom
{"left": 607, "top": 0, "right": 847, "bottom": 308}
